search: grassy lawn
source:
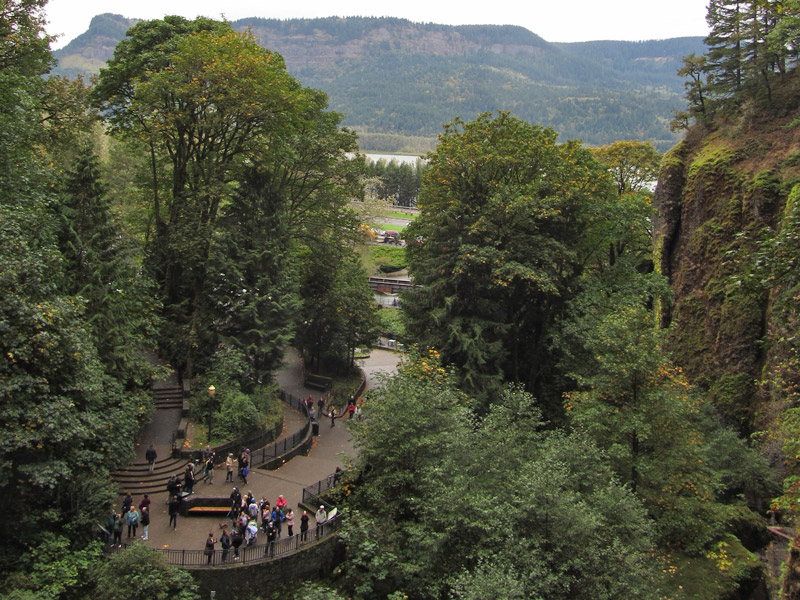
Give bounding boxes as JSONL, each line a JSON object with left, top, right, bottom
{"left": 357, "top": 244, "right": 407, "bottom": 276}
{"left": 378, "top": 223, "right": 407, "bottom": 232}
{"left": 388, "top": 211, "right": 417, "bottom": 220}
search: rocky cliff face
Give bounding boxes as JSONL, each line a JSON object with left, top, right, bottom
{"left": 654, "top": 110, "right": 800, "bottom": 435}
{"left": 653, "top": 99, "right": 800, "bottom": 598}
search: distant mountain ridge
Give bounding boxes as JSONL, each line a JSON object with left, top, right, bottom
{"left": 53, "top": 14, "right": 705, "bottom": 152}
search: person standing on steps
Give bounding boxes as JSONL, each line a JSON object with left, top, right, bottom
{"left": 145, "top": 444, "right": 157, "bottom": 474}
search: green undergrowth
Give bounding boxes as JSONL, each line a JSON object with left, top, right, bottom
{"left": 328, "top": 370, "right": 365, "bottom": 410}
{"left": 666, "top": 536, "right": 763, "bottom": 600}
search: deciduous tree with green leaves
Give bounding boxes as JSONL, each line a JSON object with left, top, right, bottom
{"left": 404, "top": 111, "right": 612, "bottom": 411}
{"left": 342, "top": 352, "right": 665, "bottom": 600}
{"left": 93, "top": 20, "right": 311, "bottom": 379}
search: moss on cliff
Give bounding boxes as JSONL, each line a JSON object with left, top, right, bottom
{"left": 654, "top": 95, "right": 800, "bottom": 596}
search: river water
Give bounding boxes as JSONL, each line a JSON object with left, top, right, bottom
{"left": 365, "top": 153, "right": 423, "bottom": 165}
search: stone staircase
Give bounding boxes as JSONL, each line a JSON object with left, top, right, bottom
{"left": 112, "top": 383, "right": 189, "bottom": 496}
{"left": 152, "top": 385, "right": 184, "bottom": 411}
{"left": 113, "top": 455, "right": 188, "bottom": 496}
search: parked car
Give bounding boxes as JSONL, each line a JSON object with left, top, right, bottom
{"left": 382, "top": 230, "right": 401, "bottom": 245}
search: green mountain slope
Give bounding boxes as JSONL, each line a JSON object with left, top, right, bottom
{"left": 53, "top": 14, "right": 705, "bottom": 152}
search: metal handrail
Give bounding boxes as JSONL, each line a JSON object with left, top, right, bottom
{"left": 249, "top": 391, "right": 311, "bottom": 468}
{"left": 149, "top": 514, "right": 342, "bottom": 567}
{"left": 302, "top": 471, "right": 341, "bottom": 509}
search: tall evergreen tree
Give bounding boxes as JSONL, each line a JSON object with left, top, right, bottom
{"left": 704, "top": 0, "right": 746, "bottom": 98}
{"left": 56, "top": 151, "right": 159, "bottom": 385}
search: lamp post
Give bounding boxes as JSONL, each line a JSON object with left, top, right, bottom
{"left": 207, "top": 385, "right": 216, "bottom": 445}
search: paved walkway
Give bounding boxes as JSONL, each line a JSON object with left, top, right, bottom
{"left": 119, "top": 348, "right": 400, "bottom": 554}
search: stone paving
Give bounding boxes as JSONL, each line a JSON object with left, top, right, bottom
{"left": 116, "top": 348, "right": 399, "bottom": 555}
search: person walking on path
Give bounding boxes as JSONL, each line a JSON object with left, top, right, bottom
{"left": 140, "top": 506, "right": 150, "bottom": 540}
{"left": 300, "top": 510, "right": 309, "bottom": 543}
{"left": 240, "top": 454, "right": 249, "bottom": 486}
{"left": 330, "top": 407, "right": 336, "bottom": 427}
{"left": 317, "top": 396, "right": 325, "bottom": 417}
{"left": 204, "top": 453, "right": 215, "bottom": 485}
{"left": 231, "top": 526, "right": 243, "bottom": 560}
{"left": 104, "top": 510, "right": 117, "bottom": 544}
{"left": 220, "top": 529, "right": 230, "bottom": 562}
{"left": 126, "top": 506, "right": 140, "bottom": 539}
{"left": 265, "top": 520, "right": 277, "bottom": 557}
{"left": 183, "top": 462, "right": 196, "bottom": 495}
{"left": 138, "top": 494, "right": 151, "bottom": 513}
{"left": 145, "top": 444, "right": 157, "bottom": 474}
{"left": 121, "top": 491, "right": 133, "bottom": 514}
{"left": 286, "top": 508, "right": 295, "bottom": 537}
{"left": 225, "top": 453, "right": 234, "bottom": 482}
{"left": 315, "top": 506, "right": 327, "bottom": 538}
{"left": 204, "top": 531, "right": 217, "bottom": 564}
{"left": 168, "top": 494, "right": 180, "bottom": 530}
{"left": 112, "top": 513, "right": 123, "bottom": 547}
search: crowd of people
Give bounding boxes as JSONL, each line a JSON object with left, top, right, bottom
{"left": 206, "top": 487, "right": 330, "bottom": 563}
{"left": 106, "top": 492, "right": 151, "bottom": 547}
{"left": 106, "top": 393, "right": 352, "bottom": 557}
{"left": 304, "top": 394, "right": 362, "bottom": 428}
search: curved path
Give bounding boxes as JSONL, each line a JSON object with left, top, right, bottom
{"left": 116, "top": 348, "right": 399, "bottom": 554}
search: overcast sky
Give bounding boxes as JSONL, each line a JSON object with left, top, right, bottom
{"left": 46, "top": 0, "right": 710, "bottom": 50}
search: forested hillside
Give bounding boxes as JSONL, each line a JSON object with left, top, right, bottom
{"left": 53, "top": 14, "right": 704, "bottom": 152}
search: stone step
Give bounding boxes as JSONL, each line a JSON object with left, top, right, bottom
{"left": 153, "top": 400, "right": 183, "bottom": 409}
{"left": 115, "top": 472, "right": 214, "bottom": 496}
{"left": 152, "top": 390, "right": 183, "bottom": 399}
{"left": 114, "top": 461, "right": 185, "bottom": 480}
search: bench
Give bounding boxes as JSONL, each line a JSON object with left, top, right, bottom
{"left": 304, "top": 374, "right": 333, "bottom": 391}
{"left": 180, "top": 496, "right": 231, "bottom": 517}
{"left": 186, "top": 506, "right": 230, "bottom": 516}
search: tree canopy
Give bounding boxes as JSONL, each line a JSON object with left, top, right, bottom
{"left": 404, "top": 111, "right": 613, "bottom": 411}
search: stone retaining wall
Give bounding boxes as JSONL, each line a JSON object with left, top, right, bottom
{"left": 188, "top": 535, "right": 345, "bottom": 597}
